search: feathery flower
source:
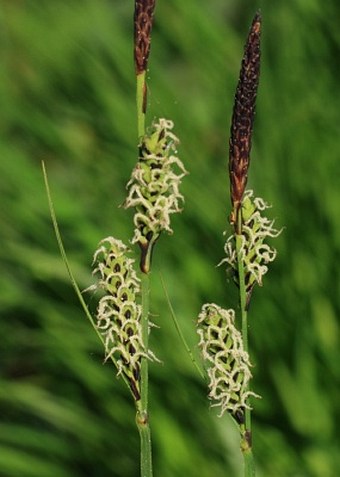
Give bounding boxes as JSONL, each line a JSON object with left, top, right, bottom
{"left": 124, "top": 118, "right": 187, "bottom": 272}
{"left": 91, "top": 237, "right": 157, "bottom": 400}
{"left": 222, "top": 190, "right": 281, "bottom": 305}
{"left": 197, "top": 303, "right": 260, "bottom": 421}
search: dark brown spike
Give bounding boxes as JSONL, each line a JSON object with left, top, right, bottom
{"left": 229, "top": 12, "right": 261, "bottom": 225}
{"left": 134, "top": 0, "right": 156, "bottom": 75}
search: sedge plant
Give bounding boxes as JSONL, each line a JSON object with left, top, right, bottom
{"left": 196, "top": 12, "right": 281, "bottom": 477}
{"left": 88, "top": 2, "right": 187, "bottom": 476}
{"left": 44, "top": 2, "right": 187, "bottom": 477}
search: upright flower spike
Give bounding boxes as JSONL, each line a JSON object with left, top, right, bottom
{"left": 197, "top": 304, "right": 260, "bottom": 421}
{"left": 134, "top": 0, "right": 156, "bottom": 75}
{"left": 124, "top": 118, "right": 188, "bottom": 273}
{"left": 134, "top": 0, "right": 156, "bottom": 117}
{"left": 91, "top": 237, "right": 157, "bottom": 401}
{"left": 229, "top": 12, "right": 261, "bottom": 230}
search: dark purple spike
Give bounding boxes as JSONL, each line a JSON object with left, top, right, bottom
{"left": 229, "top": 12, "right": 261, "bottom": 224}
{"left": 134, "top": 0, "right": 156, "bottom": 75}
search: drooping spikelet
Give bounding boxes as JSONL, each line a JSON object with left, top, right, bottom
{"left": 229, "top": 12, "right": 261, "bottom": 224}
{"left": 134, "top": 0, "right": 156, "bottom": 75}
{"left": 124, "top": 118, "right": 187, "bottom": 272}
{"left": 91, "top": 237, "right": 156, "bottom": 400}
{"left": 197, "top": 303, "right": 260, "bottom": 421}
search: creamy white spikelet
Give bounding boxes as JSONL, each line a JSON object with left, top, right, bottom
{"left": 91, "top": 237, "right": 157, "bottom": 400}
{"left": 197, "top": 303, "right": 260, "bottom": 421}
{"left": 223, "top": 190, "right": 281, "bottom": 298}
{"left": 124, "top": 118, "right": 187, "bottom": 272}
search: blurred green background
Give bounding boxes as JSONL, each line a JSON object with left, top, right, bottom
{"left": 1, "top": 0, "right": 340, "bottom": 476}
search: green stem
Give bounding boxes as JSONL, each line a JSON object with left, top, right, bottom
{"left": 235, "top": 213, "right": 256, "bottom": 477}
{"left": 137, "top": 412, "right": 153, "bottom": 477}
{"left": 135, "top": 63, "right": 153, "bottom": 477}
{"left": 136, "top": 72, "right": 146, "bottom": 138}
{"left": 140, "top": 273, "right": 150, "bottom": 414}
{"left": 242, "top": 445, "right": 256, "bottom": 477}
{"left": 136, "top": 268, "right": 153, "bottom": 477}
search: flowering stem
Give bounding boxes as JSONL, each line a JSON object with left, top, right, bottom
{"left": 136, "top": 72, "right": 146, "bottom": 138}
{"left": 243, "top": 448, "right": 256, "bottom": 477}
{"left": 136, "top": 272, "right": 153, "bottom": 477}
{"left": 138, "top": 417, "right": 153, "bottom": 477}
{"left": 235, "top": 213, "right": 256, "bottom": 477}
{"left": 136, "top": 60, "right": 153, "bottom": 476}
{"left": 140, "top": 273, "right": 150, "bottom": 410}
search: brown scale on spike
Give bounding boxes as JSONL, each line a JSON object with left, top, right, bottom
{"left": 229, "top": 12, "right": 261, "bottom": 229}
{"left": 134, "top": 0, "right": 156, "bottom": 75}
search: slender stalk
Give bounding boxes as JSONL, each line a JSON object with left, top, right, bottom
{"left": 242, "top": 448, "right": 256, "bottom": 477}
{"left": 136, "top": 272, "right": 153, "bottom": 477}
{"left": 235, "top": 214, "right": 255, "bottom": 477}
{"left": 136, "top": 72, "right": 146, "bottom": 138}
{"left": 135, "top": 20, "right": 152, "bottom": 474}
{"left": 138, "top": 418, "right": 153, "bottom": 477}
{"left": 140, "top": 273, "right": 150, "bottom": 412}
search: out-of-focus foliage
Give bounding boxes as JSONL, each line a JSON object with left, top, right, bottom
{"left": 1, "top": 0, "right": 340, "bottom": 476}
